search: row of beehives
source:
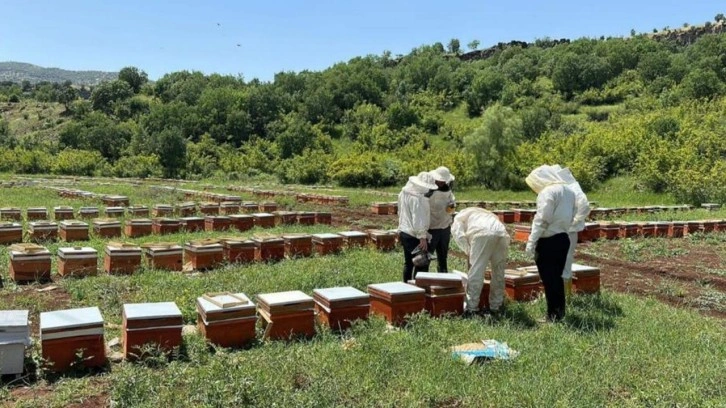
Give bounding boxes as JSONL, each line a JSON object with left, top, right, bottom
{"left": 6, "top": 230, "right": 400, "bottom": 282}
{"left": 0, "top": 211, "right": 336, "bottom": 245}
{"left": 227, "top": 185, "right": 349, "bottom": 205}
{"left": 0, "top": 264, "right": 601, "bottom": 374}
{"left": 514, "top": 219, "right": 726, "bottom": 243}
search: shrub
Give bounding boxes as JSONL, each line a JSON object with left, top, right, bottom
{"left": 329, "top": 152, "right": 403, "bottom": 187}
{"left": 113, "top": 154, "right": 164, "bottom": 178}
{"left": 52, "top": 149, "right": 107, "bottom": 176}
{"left": 276, "top": 149, "right": 332, "bottom": 184}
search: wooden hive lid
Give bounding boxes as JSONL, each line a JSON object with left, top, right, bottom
{"left": 313, "top": 287, "right": 368, "bottom": 307}
{"left": 40, "top": 307, "right": 103, "bottom": 332}
{"left": 79, "top": 206, "right": 99, "bottom": 211}
{"left": 229, "top": 214, "right": 253, "bottom": 219}
{"left": 504, "top": 269, "right": 540, "bottom": 285}
{"left": 93, "top": 218, "right": 121, "bottom": 226}
{"left": 54, "top": 206, "right": 74, "bottom": 210}
{"left": 251, "top": 212, "right": 274, "bottom": 218}
{"left": 58, "top": 246, "right": 97, "bottom": 257}
{"left": 153, "top": 217, "right": 181, "bottom": 224}
{"left": 257, "top": 290, "right": 314, "bottom": 314}
{"left": 153, "top": 204, "right": 173, "bottom": 209}
{"left": 127, "top": 218, "right": 152, "bottom": 225}
{"left": 571, "top": 263, "right": 600, "bottom": 276}
{"left": 312, "top": 233, "right": 342, "bottom": 241}
{"left": 413, "top": 272, "right": 464, "bottom": 289}
{"left": 123, "top": 302, "right": 182, "bottom": 320}
{"left": 105, "top": 206, "right": 125, "bottom": 211}
{"left": 0, "top": 221, "right": 21, "bottom": 229}
{"left": 337, "top": 231, "right": 367, "bottom": 238}
{"left": 0, "top": 310, "right": 29, "bottom": 329}
{"left": 27, "top": 207, "right": 47, "bottom": 212}
{"left": 367, "top": 282, "right": 425, "bottom": 300}
{"left": 10, "top": 243, "right": 50, "bottom": 257}
{"left": 196, "top": 293, "right": 256, "bottom": 321}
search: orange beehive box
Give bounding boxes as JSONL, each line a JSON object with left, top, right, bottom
{"left": 59, "top": 220, "right": 89, "bottom": 242}
{"left": 220, "top": 238, "right": 256, "bottom": 263}
{"left": 40, "top": 307, "right": 105, "bottom": 372}
{"left": 252, "top": 213, "right": 275, "bottom": 229}
{"left": 669, "top": 222, "right": 685, "bottom": 238}
{"left": 204, "top": 215, "right": 232, "bottom": 231}
{"left": 273, "top": 211, "right": 298, "bottom": 225}
{"left": 716, "top": 220, "right": 726, "bottom": 232}
{"left": 314, "top": 212, "right": 332, "bottom": 225}
{"left": 178, "top": 216, "right": 203, "bottom": 232}
{"left": 619, "top": 223, "right": 639, "bottom": 239}
{"left": 414, "top": 272, "right": 465, "bottom": 317}
{"left": 252, "top": 236, "right": 285, "bottom": 262}
{"left": 176, "top": 202, "right": 197, "bottom": 217}
{"left": 639, "top": 222, "right": 656, "bottom": 238}
{"left": 53, "top": 206, "right": 75, "bottom": 220}
{"left": 152, "top": 218, "right": 181, "bottom": 235}
{"left": 104, "top": 207, "right": 125, "bottom": 218}
{"left": 0, "top": 222, "right": 22, "bottom": 244}
{"left": 313, "top": 287, "right": 369, "bottom": 331}
{"left": 571, "top": 263, "right": 600, "bottom": 294}
{"left": 312, "top": 233, "right": 343, "bottom": 255}
{"left": 152, "top": 204, "right": 174, "bottom": 217}
{"left": 513, "top": 209, "right": 536, "bottom": 223}
{"left": 368, "top": 230, "right": 397, "bottom": 251}
{"left": 338, "top": 231, "right": 369, "bottom": 248}
{"left": 26, "top": 207, "right": 48, "bottom": 220}
{"left": 9, "top": 244, "right": 52, "bottom": 282}
{"left": 424, "top": 292, "right": 465, "bottom": 317}
{"left": 28, "top": 221, "right": 58, "bottom": 242}
{"left": 0, "top": 207, "right": 22, "bottom": 221}
{"left": 371, "top": 202, "right": 390, "bottom": 215}
{"left": 219, "top": 201, "right": 240, "bottom": 215}
{"left": 199, "top": 202, "right": 220, "bottom": 216}
{"left": 684, "top": 221, "right": 702, "bottom": 235}
{"left": 513, "top": 225, "right": 531, "bottom": 243}
{"left": 124, "top": 218, "right": 152, "bottom": 237}
{"left": 78, "top": 207, "right": 99, "bottom": 219}
{"left": 504, "top": 268, "right": 543, "bottom": 301}
{"left": 296, "top": 212, "right": 316, "bottom": 226}
{"left": 258, "top": 202, "right": 278, "bottom": 212}
{"left": 388, "top": 202, "right": 399, "bottom": 214}
{"left": 229, "top": 214, "right": 254, "bottom": 231}
{"left": 93, "top": 219, "right": 122, "bottom": 238}
{"left": 143, "top": 244, "right": 183, "bottom": 271}
{"left": 282, "top": 233, "right": 313, "bottom": 258}
{"left": 700, "top": 220, "right": 718, "bottom": 234}
{"left": 599, "top": 223, "right": 620, "bottom": 240}
{"left": 256, "top": 291, "right": 315, "bottom": 340}
{"left": 242, "top": 202, "right": 259, "bottom": 213}
{"left": 651, "top": 222, "right": 670, "bottom": 238}
{"left": 127, "top": 206, "right": 150, "bottom": 217}
{"left": 497, "top": 210, "right": 516, "bottom": 224}
{"left": 196, "top": 293, "right": 257, "bottom": 348}
{"left": 104, "top": 244, "right": 142, "bottom": 275}
{"left": 57, "top": 247, "right": 97, "bottom": 277}
{"left": 101, "top": 195, "right": 129, "bottom": 206}
{"left": 123, "top": 302, "right": 183, "bottom": 360}
{"left": 578, "top": 222, "right": 601, "bottom": 242}
{"left": 452, "top": 270, "right": 490, "bottom": 310}
{"left": 368, "top": 282, "right": 425, "bottom": 325}
{"left": 184, "top": 241, "right": 224, "bottom": 271}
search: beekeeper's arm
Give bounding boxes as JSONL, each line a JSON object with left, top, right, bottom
{"left": 451, "top": 215, "right": 470, "bottom": 255}
{"left": 526, "top": 187, "right": 556, "bottom": 255}
{"left": 572, "top": 190, "right": 590, "bottom": 230}
{"left": 411, "top": 197, "right": 431, "bottom": 251}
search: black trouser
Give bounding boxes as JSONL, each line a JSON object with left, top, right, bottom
{"left": 428, "top": 226, "right": 451, "bottom": 272}
{"left": 400, "top": 231, "right": 429, "bottom": 282}
{"left": 535, "top": 233, "right": 570, "bottom": 321}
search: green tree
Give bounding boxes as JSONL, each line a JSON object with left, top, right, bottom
{"left": 447, "top": 38, "right": 461, "bottom": 54}
{"left": 680, "top": 68, "right": 724, "bottom": 99}
{"left": 90, "top": 80, "right": 133, "bottom": 114}
{"left": 467, "top": 40, "right": 480, "bottom": 51}
{"left": 118, "top": 66, "right": 149, "bottom": 93}
{"left": 465, "top": 68, "right": 505, "bottom": 116}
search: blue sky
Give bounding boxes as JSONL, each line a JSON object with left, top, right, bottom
{"left": 0, "top": 1, "right": 722, "bottom": 81}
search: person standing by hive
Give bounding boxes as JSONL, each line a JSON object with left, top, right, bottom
{"left": 397, "top": 171, "right": 438, "bottom": 282}
{"left": 554, "top": 166, "right": 590, "bottom": 297}
{"left": 524, "top": 165, "right": 576, "bottom": 323}
{"left": 427, "top": 166, "right": 456, "bottom": 273}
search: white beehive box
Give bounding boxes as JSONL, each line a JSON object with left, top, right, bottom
{"left": 0, "top": 310, "right": 30, "bottom": 375}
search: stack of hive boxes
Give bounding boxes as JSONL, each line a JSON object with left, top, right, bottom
{"left": 93, "top": 219, "right": 122, "bottom": 238}
{"left": 414, "top": 272, "right": 465, "bottom": 317}
{"left": 312, "top": 233, "right": 343, "bottom": 255}
{"left": 0, "top": 310, "right": 30, "bottom": 375}
{"left": 196, "top": 292, "right": 257, "bottom": 348}
{"left": 368, "top": 282, "right": 425, "bottom": 325}
{"left": 9, "top": 244, "right": 51, "bottom": 282}
{"left": 313, "top": 287, "right": 369, "bottom": 331}
{"left": 59, "top": 220, "right": 89, "bottom": 241}
{"left": 122, "top": 302, "right": 183, "bottom": 360}
{"left": 452, "top": 270, "right": 490, "bottom": 310}
{"left": 184, "top": 240, "right": 224, "bottom": 270}
{"left": 125, "top": 219, "right": 152, "bottom": 237}
{"left": 57, "top": 247, "right": 98, "bottom": 277}
{"left": 256, "top": 291, "right": 315, "bottom": 340}
{"left": 104, "top": 242, "right": 142, "bottom": 275}
{"left": 40, "top": 307, "right": 105, "bottom": 372}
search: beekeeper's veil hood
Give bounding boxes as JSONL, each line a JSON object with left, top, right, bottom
{"left": 525, "top": 165, "right": 564, "bottom": 194}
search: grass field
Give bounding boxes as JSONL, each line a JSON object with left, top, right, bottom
{"left": 0, "top": 179, "right": 724, "bottom": 407}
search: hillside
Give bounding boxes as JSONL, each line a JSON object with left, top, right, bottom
{"left": 0, "top": 61, "right": 117, "bottom": 85}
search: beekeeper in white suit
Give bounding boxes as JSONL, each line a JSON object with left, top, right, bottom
{"left": 398, "top": 171, "right": 438, "bottom": 282}
{"left": 525, "top": 165, "right": 576, "bottom": 322}
{"left": 452, "top": 207, "right": 510, "bottom": 315}
{"left": 553, "top": 166, "right": 591, "bottom": 296}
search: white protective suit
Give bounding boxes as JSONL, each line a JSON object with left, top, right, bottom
{"left": 398, "top": 181, "right": 432, "bottom": 240}
{"left": 428, "top": 189, "right": 455, "bottom": 229}
{"left": 525, "top": 165, "right": 577, "bottom": 256}
{"left": 452, "top": 208, "right": 510, "bottom": 311}
{"left": 555, "top": 167, "right": 590, "bottom": 280}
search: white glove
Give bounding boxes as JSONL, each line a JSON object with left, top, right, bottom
{"left": 525, "top": 241, "right": 535, "bottom": 257}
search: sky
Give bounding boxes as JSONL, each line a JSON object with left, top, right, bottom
{"left": 0, "top": 0, "right": 723, "bottom": 82}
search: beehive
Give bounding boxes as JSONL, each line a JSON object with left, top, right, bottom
{"left": 312, "top": 233, "right": 343, "bottom": 255}
{"left": 196, "top": 293, "right": 257, "bottom": 348}
{"left": 40, "top": 307, "right": 105, "bottom": 372}
{"left": 599, "top": 223, "right": 620, "bottom": 240}
{"left": 367, "top": 230, "right": 397, "bottom": 251}
{"left": 219, "top": 201, "right": 240, "bottom": 215}
{"left": 229, "top": 214, "right": 254, "bottom": 232}
{"left": 93, "top": 219, "right": 122, "bottom": 238}
{"left": 252, "top": 213, "right": 275, "bottom": 229}
{"left": 513, "top": 209, "right": 536, "bottom": 223}
{"left": 152, "top": 218, "right": 181, "bottom": 235}
{"left": 282, "top": 233, "right": 313, "bottom": 258}
{"left": 314, "top": 212, "right": 332, "bottom": 225}
{"left": 296, "top": 212, "right": 316, "bottom": 226}
{"left": 578, "top": 222, "right": 601, "bottom": 242}
{"left": 313, "top": 287, "right": 369, "bottom": 331}
{"left": 199, "top": 202, "right": 220, "bottom": 216}
{"left": 184, "top": 240, "right": 224, "bottom": 270}
{"left": 101, "top": 195, "right": 129, "bottom": 207}
{"left": 0, "top": 310, "right": 30, "bottom": 375}
{"left": 668, "top": 221, "right": 685, "bottom": 238}
{"left": 78, "top": 207, "right": 99, "bottom": 219}
{"left": 500, "top": 268, "right": 543, "bottom": 301}
{"left": 413, "top": 272, "right": 465, "bottom": 317}
{"left": 124, "top": 218, "right": 152, "bottom": 237}
{"left": 176, "top": 202, "right": 197, "bottom": 217}
{"left": 258, "top": 202, "right": 278, "bottom": 212}
{"left": 0, "top": 207, "right": 21, "bottom": 221}
{"left": 127, "top": 206, "right": 150, "bottom": 217}
{"left": 368, "top": 282, "right": 425, "bottom": 325}
{"left": 122, "top": 302, "right": 183, "bottom": 360}
{"left": 337, "top": 231, "right": 369, "bottom": 248}
{"left": 104, "top": 206, "right": 125, "bottom": 218}
{"left": 242, "top": 202, "right": 259, "bottom": 213}
{"left": 513, "top": 225, "right": 531, "bottom": 243}
{"left": 651, "top": 222, "right": 670, "bottom": 238}
{"left": 639, "top": 222, "right": 656, "bottom": 238}
{"left": 495, "top": 210, "right": 515, "bottom": 224}
{"left": 180, "top": 216, "right": 205, "bottom": 232}
{"left": 9, "top": 244, "right": 51, "bottom": 282}
{"left": 104, "top": 243, "right": 142, "bottom": 275}
{"left": 28, "top": 221, "right": 58, "bottom": 242}
{"left": 59, "top": 220, "right": 89, "bottom": 242}
{"left": 152, "top": 204, "right": 174, "bottom": 217}
{"left": 53, "top": 206, "right": 75, "bottom": 220}
{"left": 26, "top": 207, "right": 48, "bottom": 220}
{"left": 204, "top": 215, "right": 232, "bottom": 231}
{"left": 143, "top": 244, "right": 183, "bottom": 271}
{"left": 571, "top": 263, "right": 600, "bottom": 294}
{"left": 0, "top": 222, "right": 22, "bottom": 244}
{"left": 57, "top": 247, "right": 97, "bottom": 277}
{"left": 252, "top": 236, "right": 285, "bottom": 262}
{"left": 220, "top": 237, "right": 256, "bottom": 263}
{"left": 700, "top": 220, "right": 718, "bottom": 234}
{"left": 256, "top": 291, "right": 315, "bottom": 340}
{"left": 273, "top": 211, "right": 298, "bottom": 225}
{"left": 371, "top": 202, "right": 394, "bottom": 215}
{"left": 618, "top": 222, "right": 639, "bottom": 239}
